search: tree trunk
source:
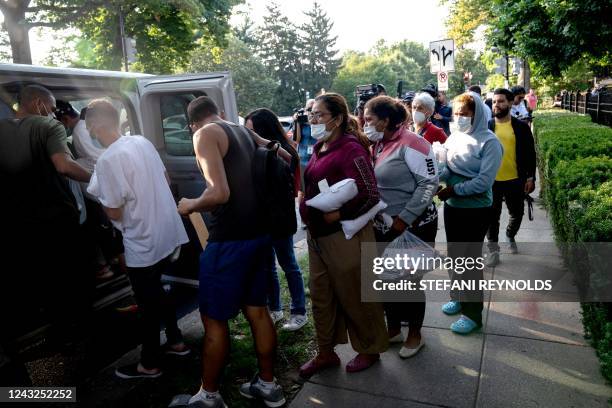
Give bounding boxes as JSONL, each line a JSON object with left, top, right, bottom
{"left": 519, "top": 59, "right": 531, "bottom": 90}
{"left": 2, "top": 0, "right": 33, "bottom": 64}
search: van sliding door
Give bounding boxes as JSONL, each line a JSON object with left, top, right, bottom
{"left": 137, "top": 72, "right": 238, "bottom": 286}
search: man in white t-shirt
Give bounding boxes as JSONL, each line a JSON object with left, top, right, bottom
{"left": 510, "top": 86, "right": 531, "bottom": 122}
{"left": 85, "top": 99, "right": 190, "bottom": 380}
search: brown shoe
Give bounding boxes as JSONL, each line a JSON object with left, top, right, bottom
{"left": 299, "top": 353, "right": 341, "bottom": 378}
{"left": 345, "top": 353, "right": 380, "bottom": 373}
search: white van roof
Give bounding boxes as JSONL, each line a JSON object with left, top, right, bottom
{"left": 0, "top": 64, "right": 154, "bottom": 96}
{"left": 0, "top": 64, "right": 152, "bottom": 80}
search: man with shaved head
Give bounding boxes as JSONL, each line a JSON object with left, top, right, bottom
{"left": 0, "top": 85, "right": 92, "bottom": 385}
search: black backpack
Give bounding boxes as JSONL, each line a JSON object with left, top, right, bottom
{"left": 251, "top": 139, "right": 297, "bottom": 238}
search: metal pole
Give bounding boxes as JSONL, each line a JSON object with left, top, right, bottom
{"left": 118, "top": 8, "right": 129, "bottom": 72}
{"left": 505, "top": 53, "right": 510, "bottom": 86}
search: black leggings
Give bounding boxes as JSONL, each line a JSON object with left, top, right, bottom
{"left": 379, "top": 219, "right": 438, "bottom": 332}
{"left": 444, "top": 204, "right": 492, "bottom": 326}
{"left": 127, "top": 259, "right": 183, "bottom": 369}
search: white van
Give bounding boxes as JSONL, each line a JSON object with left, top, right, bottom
{"left": 0, "top": 64, "right": 236, "bottom": 340}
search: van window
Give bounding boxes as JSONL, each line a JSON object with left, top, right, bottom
{"left": 160, "top": 94, "right": 197, "bottom": 156}
{"left": 0, "top": 99, "right": 15, "bottom": 120}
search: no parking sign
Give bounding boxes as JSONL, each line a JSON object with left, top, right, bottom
{"left": 437, "top": 71, "right": 449, "bottom": 91}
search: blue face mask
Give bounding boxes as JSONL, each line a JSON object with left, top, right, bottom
{"left": 455, "top": 115, "right": 472, "bottom": 133}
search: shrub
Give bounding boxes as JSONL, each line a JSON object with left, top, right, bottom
{"left": 533, "top": 110, "right": 612, "bottom": 383}
{"left": 534, "top": 123, "right": 612, "bottom": 199}
{"left": 549, "top": 157, "right": 612, "bottom": 241}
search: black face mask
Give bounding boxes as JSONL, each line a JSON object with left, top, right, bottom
{"left": 494, "top": 106, "right": 510, "bottom": 118}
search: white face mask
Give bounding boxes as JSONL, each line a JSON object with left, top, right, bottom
{"left": 310, "top": 122, "right": 334, "bottom": 140}
{"left": 364, "top": 125, "right": 384, "bottom": 142}
{"left": 412, "top": 110, "right": 427, "bottom": 125}
{"left": 37, "top": 101, "right": 55, "bottom": 119}
{"left": 456, "top": 115, "right": 472, "bottom": 133}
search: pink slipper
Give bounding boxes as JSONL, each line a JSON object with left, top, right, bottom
{"left": 345, "top": 353, "right": 380, "bottom": 373}
{"left": 299, "top": 353, "right": 341, "bottom": 378}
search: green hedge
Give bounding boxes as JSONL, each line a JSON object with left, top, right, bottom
{"left": 533, "top": 110, "right": 612, "bottom": 383}
{"left": 533, "top": 117, "right": 612, "bottom": 199}
{"left": 549, "top": 157, "right": 612, "bottom": 242}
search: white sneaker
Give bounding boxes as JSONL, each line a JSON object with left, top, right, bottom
{"left": 239, "top": 375, "right": 286, "bottom": 407}
{"left": 186, "top": 388, "right": 227, "bottom": 408}
{"left": 270, "top": 310, "right": 284, "bottom": 324}
{"left": 282, "top": 314, "right": 308, "bottom": 331}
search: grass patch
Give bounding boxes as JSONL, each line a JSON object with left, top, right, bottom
{"left": 222, "top": 253, "right": 315, "bottom": 407}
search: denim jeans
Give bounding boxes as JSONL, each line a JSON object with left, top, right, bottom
{"left": 268, "top": 235, "right": 307, "bottom": 315}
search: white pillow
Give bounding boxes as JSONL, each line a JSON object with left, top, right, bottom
{"left": 306, "top": 178, "right": 358, "bottom": 212}
{"left": 341, "top": 200, "right": 387, "bottom": 240}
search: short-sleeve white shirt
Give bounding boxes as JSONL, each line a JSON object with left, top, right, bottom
{"left": 73, "top": 120, "right": 105, "bottom": 172}
{"left": 87, "top": 135, "right": 189, "bottom": 267}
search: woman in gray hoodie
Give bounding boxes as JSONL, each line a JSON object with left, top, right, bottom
{"left": 436, "top": 91, "right": 503, "bottom": 334}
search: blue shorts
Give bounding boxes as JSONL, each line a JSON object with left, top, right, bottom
{"left": 199, "top": 235, "right": 271, "bottom": 321}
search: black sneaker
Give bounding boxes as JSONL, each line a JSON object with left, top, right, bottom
{"left": 507, "top": 235, "right": 518, "bottom": 254}
{"left": 115, "top": 363, "right": 162, "bottom": 379}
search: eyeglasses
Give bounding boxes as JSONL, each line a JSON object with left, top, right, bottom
{"left": 310, "top": 111, "right": 330, "bottom": 121}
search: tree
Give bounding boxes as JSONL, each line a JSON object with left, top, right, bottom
{"left": 488, "top": 0, "right": 612, "bottom": 77}
{"left": 485, "top": 73, "right": 506, "bottom": 92}
{"left": 444, "top": 0, "right": 612, "bottom": 78}
{"left": 255, "top": 1, "right": 303, "bottom": 115}
{"left": 0, "top": 28, "right": 10, "bottom": 62}
{"left": 232, "top": 8, "right": 256, "bottom": 48}
{"left": 443, "top": 0, "right": 492, "bottom": 48}
{"left": 300, "top": 2, "right": 339, "bottom": 100}
{"left": 331, "top": 40, "right": 434, "bottom": 109}
{"left": 0, "top": 0, "right": 239, "bottom": 73}
{"left": 79, "top": 0, "right": 240, "bottom": 73}
{"left": 0, "top": 0, "right": 111, "bottom": 64}
{"left": 448, "top": 48, "right": 490, "bottom": 96}
{"left": 331, "top": 51, "right": 399, "bottom": 110}
{"left": 533, "top": 59, "right": 595, "bottom": 98}
{"left": 371, "top": 40, "right": 434, "bottom": 93}
{"left": 188, "top": 35, "right": 276, "bottom": 116}
{"left": 39, "top": 29, "right": 77, "bottom": 67}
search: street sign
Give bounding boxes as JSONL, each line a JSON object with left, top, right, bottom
{"left": 430, "top": 39, "right": 455, "bottom": 74}
{"left": 437, "top": 71, "right": 449, "bottom": 91}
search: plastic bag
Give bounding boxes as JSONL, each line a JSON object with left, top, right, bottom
{"left": 306, "top": 178, "right": 358, "bottom": 212}
{"left": 431, "top": 141, "right": 447, "bottom": 172}
{"left": 379, "top": 229, "right": 441, "bottom": 281}
{"left": 340, "top": 200, "right": 387, "bottom": 240}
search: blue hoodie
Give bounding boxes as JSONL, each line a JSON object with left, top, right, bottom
{"left": 440, "top": 91, "right": 503, "bottom": 208}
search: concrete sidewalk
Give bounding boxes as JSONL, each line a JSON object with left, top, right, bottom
{"left": 290, "top": 187, "right": 612, "bottom": 407}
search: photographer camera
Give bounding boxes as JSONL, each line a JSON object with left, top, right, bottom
{"left": 354, "top": 84, "right": 386, "bottom": 127}
{"left": 292, "top": 99, "right": 316, "bottom": 191}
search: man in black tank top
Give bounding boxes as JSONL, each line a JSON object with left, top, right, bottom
{"left": 178, "top": 97, "right": 285, "bottom": 408}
